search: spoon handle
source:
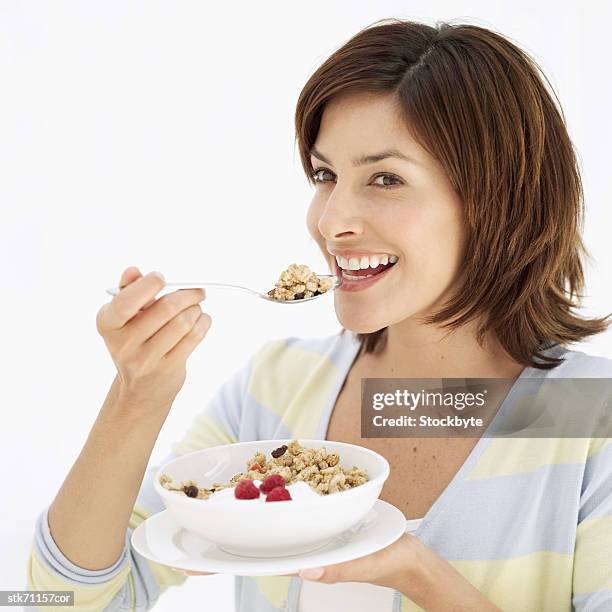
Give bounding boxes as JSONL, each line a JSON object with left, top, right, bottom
{"left": 105, "top": 282, "right": 262, "bottom": 298}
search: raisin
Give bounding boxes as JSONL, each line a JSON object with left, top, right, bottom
{"left": 183, "top": 485, "right": 199, "bottom": 498}
{"left": 271, "top": 444, "right": 288, "bottom": 458}
{"left": 294, "top": 292, "right": 305, "bottom": 300}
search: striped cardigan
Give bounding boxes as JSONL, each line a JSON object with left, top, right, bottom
{"left": 27, "top": 330, "right": 612, "bottom": 611}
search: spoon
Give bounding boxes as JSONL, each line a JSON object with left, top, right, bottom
{"left": 105, "top": 275, "right": 341, "bottom": 304}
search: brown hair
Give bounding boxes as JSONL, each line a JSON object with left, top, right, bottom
{"left": 294, "top": 18, "right": 610, "bottom": 369}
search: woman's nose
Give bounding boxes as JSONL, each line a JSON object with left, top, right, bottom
{"left": 317, "top": 188, "right": 364, "bottom": 240}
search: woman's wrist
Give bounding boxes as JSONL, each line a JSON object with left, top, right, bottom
{"left": 103, "top": 373, "right": 175, "bottom": 424}
{"left": 398, "top": 536, "right": 501, "bottom": 611}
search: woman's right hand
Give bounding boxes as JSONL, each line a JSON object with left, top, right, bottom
{"left": 96, "top": 266, "right": 211, "bottom": 412}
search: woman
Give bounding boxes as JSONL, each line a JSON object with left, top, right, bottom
{"left": 27, "top": 18, "right": 612, "bottom": 612}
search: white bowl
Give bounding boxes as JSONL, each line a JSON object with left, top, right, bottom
{"left": 154, "top": 439, "right": 390, "bottom": 557}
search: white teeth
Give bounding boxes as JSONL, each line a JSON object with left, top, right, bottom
{"left": 336, "top": 256, "right": 349, "bottom": 269}
{"left": 334, "top": 253, "right": 398, "bottom": 270}
{"left": 336, "top": 254, "right": 398, "bottom": 270}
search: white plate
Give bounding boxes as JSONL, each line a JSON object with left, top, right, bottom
{"left": 132, "top": 499, "right": 406, "bottom": 576}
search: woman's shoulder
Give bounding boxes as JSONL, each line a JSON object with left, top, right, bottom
{"left": 250, "top": 329, "right": 360, "bottom": 373}
{"left": 550, "top": 344, "right": 612, "bottom": 377}
{"left": 242, "top": 331, "right": 360, "bottom": 427}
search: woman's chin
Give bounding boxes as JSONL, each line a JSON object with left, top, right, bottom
{"left": 346, "top": 324, "right": 383, "bottom": 334}
{"left": 335, "top": 310, "right": 387, "bottom": 334}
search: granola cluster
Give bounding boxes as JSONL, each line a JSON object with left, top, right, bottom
{"left": 159, "top": 439, "right": 368, "bottom": 499}
{"left": 267, "top": 264, "right": 333, "bottom": 301}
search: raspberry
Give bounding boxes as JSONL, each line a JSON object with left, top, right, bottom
{"left": 260, "top": 474, "right": 286, "bottom": 494}
{"left": 266, "top": 486, "right": 292, "bottom": 502}
{"left": 234, "top": 479, "right": 260, "bottom": 500}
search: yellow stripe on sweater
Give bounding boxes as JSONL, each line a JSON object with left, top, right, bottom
{"left": 574, "top": 515, "right": 612, "bottom": 594}
{"left": 171, "top": 413, "right": 237, "bottom": 456}
{"left": 27, "top": 542, "right": 133, "bottom": 611}
{"left": 466, "top": 438, "right": 589, "bottom": 480}
{"left": 252, "top": 576, "right": 292, "bottom": 609}
{"left": 248, "top": 340, "right": 339, "bottom": 438}
{"left": 400, "top": 551, "right": 572, "bottom": 611}
{"left": 129, "top": 503, "right": 188, "bottom": 592}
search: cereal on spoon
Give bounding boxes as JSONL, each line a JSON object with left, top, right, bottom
{"left": 159, "top": 439, "right": 369, "bottom": 500}
{"left": 267, "top": 264, "right": 333, "bottom": 301}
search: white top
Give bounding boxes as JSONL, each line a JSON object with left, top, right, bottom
{"left": 298, "top": 518, "right": 423, "bottom": 611}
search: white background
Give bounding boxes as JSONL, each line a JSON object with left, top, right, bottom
{"left": 1, "top": 1, "right": 611, "bottom": 610}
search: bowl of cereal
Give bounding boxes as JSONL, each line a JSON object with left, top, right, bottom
{"left": 154, "top": 439, "right": 390, "bottom": 557}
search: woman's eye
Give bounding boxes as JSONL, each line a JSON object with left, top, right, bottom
{"left": 311, "top": 168, "right": 336, "bottom": 183}
{"left": 370, "top": 174, "right": 403, "bottom": 188}
{"left": 310, "top": 168, "right": 403, "bottom": 189}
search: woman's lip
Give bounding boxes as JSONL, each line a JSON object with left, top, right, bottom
{"left": 333, "top": 259, "right": 397, "bottom": 292}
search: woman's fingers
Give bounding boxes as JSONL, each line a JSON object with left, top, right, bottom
{"left": 119, "top": 266, "right": 142, "bottom": 290}
{"left": 96, "top": 267, "right": 212, "bottom": 411}
{"left": 101, "top": 270, "right": 166, "bottom": 330}
{"left": 118, "top": 267, "right": 157, "bottom": 311}
{"left": 125, "top": 288, "right": 206, "bottom": 347}
{"left": 163, "top": 312, "right": 212, "bottom": 365}
{"left": 141, "top": 303, "right": 205, "bottom": 362}
{"left": 171, "top": 567, "right": 214, "bottom": 576}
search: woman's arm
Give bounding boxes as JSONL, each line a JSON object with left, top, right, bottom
{"left": 27, "top": 350, "right": 255, "bottom": 610}
{"left": 297, "top": 533, "right": 501, "bottom": 611}
{"left": 572, "top": 438, "right": 612, "bottom": 611}
{"left": 397, "top": 535, "right": 501, "bottom": 611}
{"left": 46, "top": 375, "right": 175, "bottom": 570}
{"left": 27, "top": 375, "right": 187, "bottom": 611}
{"left": 27, "top": 267, "right": 211, "bottom": 609}
{"left": 46, "top": 268, "right": 208, "bottom": 570}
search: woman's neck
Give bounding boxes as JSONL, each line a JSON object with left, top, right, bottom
{"left": 366, "top": 318, "right": 524, "bottom": 379}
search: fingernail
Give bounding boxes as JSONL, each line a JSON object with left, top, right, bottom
{"left": 300, "top": 567, "right": 324, "bottom": 580}
{"left": 151, "top": 270, "right": 165, "bottom": 283}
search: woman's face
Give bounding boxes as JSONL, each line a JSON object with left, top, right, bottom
{"left": 306, "top": 91, "right": 466, "bottom": 334}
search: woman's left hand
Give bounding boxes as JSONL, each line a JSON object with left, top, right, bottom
{"left": 296, "top": 532, "right": 416, "bottom": 591}
{"left": 297, "top": 534, "right": 502, "bottom": 611}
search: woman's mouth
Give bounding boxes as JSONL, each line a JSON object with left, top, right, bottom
{"left": 333, "top": 254, "right": 398, "bottom": 292}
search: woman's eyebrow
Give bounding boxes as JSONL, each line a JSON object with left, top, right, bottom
{"left": 309, "top": 146, "right": 420, "bottom": 167}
